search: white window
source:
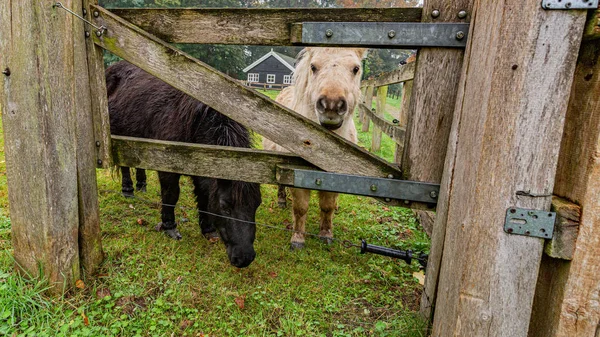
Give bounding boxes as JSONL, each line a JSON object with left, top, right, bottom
{"left": 247, "top": 73, "right": 259, "bottom": 83}
{"left": 283, "top": 75, "right": 292, "bottom": 84}
{"left": 266, "top": 74, "right": 276, "bottom": 83}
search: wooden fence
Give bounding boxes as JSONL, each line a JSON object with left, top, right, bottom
{"left": 1, "top": 1, "right": 599, "bottom": 337}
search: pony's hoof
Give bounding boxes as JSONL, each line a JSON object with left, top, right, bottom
{"left": 203, "top": 231, "right": 220, "bottom": 243}
{"left": 320, "top": 236, "right": 333, "bottom": 245}
{"left": 122, "top": 189, "right": 134, "bottom": 198}
{"left": 290, "top": 242, "right": 305, "bottom": 250}
{"left": 155, "top": 222, "right": 182, "bottom": 240}
{"left": 277, "top": 201, "right": 287, "bottom": 208}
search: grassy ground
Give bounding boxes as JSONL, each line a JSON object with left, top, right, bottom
{"left": 0, "top": 91, "right": 429, "bottom": 336}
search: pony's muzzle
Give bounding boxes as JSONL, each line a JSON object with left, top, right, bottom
{"left": 316, "top": 95, "right": 347, "bottom": 116}
{"left": 227, "top": 245, "right": 256, "bottom": 268}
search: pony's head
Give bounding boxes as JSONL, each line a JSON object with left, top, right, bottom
{"left": 293, "top": 48, "right": 368, "bottom": 130}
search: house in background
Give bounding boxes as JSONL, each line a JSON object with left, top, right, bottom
{"left": 243, "top": 49, "right": 295, "bottom": 89}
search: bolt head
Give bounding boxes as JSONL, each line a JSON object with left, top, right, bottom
{"left": 82, "top": 8, "right": 87, "bottom": 15}
{"left": 93, "top": 11, "right": 99, "bottom": 17}
{"left": 315, "top": 178, "right": 322, "bottom": 186}
{"left": 431, "top": 9, "right": 440, "bottom": 18}
{"left": 456, "top": 31, "right": 465, "bottom": 40}
{"left": 97, "top": 159, "right": 103, "bottom": 165}
{"left": 387, "top": 174, "right": 394, "bottom": 179}
{"left": 325, "top": 29, "right": 333, "bottom": 38}
{"left": 95, "top": 30, "right": 103, "bottom": 37}
{"left": 85, "top": 31, "right": 90, "bottom": 38}
{"left": 387, "top": 30, "right": 396, "bottom": 38}
{"left": 430, "top": 191, "right": 438, "bottom": 199}
{"left": 458, "top": 10, "right": 467, "bottom": 19}
{"left": 385, "top": 198, "right": 391, "bottom": 202}
{"left": 95, "top": 141, "right": 101, "bottom": 147}
{"left": 370, "top": 184, "right": 377, "bottom": 192}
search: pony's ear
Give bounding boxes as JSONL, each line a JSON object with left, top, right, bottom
{"left": 295, "top": 48, "right": 310, "bottom": 64}
{"left": 353, "top": 48, "right": 369, "bottom": 59}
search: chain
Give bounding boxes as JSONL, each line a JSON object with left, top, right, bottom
{"left": 53, "top": 2, "right": 106, "bottom": 36}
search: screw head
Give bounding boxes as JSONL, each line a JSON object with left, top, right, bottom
{"left": 387, "top": 30, "right": 396, "bottom": 38}
{"left": 82, "top": 8, "right": 87, "bottom": 15}
{"left": 457, "top": 10, "right": 467, "bottom": 19}
{"left": 325, "top": 29, "right": 333, "bottom": 38}
{"left": 93, "top": 11, "right": 99, "bottom": 17}
{"left": 456, "top": 31, "right": 465, "bottom": 40}
{"left": 315, "top": 178, "right": 322, "bottom": 186}
{"left": 85, "top": 31, "right": 90, "bottom": 38}
{"left": 430, "top": 191, "right": 438, "bottom": 199}
{"left": 370, "top": 184, "right": 377, "bottom": 192}
{"left": 95, "top": 141, "right": 101, "bottom": 147}
{"left": 95, "top": 30, "right": 103, "bottom": 37}
{"left": 97, "top": 159, "right": 103, "bottom": 165}
{"left": 431, "top": 9, "right": 440, "bottom": 18}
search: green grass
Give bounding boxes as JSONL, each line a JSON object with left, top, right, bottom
{"left": 0, "top": 94, "right": 429, "bottom": 336}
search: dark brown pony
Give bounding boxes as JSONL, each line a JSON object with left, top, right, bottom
{"left": 106, "top": 61, "right": 262, "bottom": 268}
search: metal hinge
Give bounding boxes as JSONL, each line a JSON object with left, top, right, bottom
{"left": 504, "top": 207, "right": 556, "bottom": 239}
{"left": 542, "top": 0, "right": 598, "bottom": 9}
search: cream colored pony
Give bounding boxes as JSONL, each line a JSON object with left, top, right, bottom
{"left": 263, "top": 47, "right": 367, "bottom": 249}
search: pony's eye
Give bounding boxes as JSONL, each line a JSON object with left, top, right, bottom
{"left": 310, "top": 64, "right": 317, "bottom": 72}
{"left": 353, "top": 66, "right": 360, "bottom": 75}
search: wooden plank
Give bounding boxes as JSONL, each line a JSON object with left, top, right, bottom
{"left": 362, "top": 62, "right": 416, "bottom": 88}
{"left": 75, "top": 0, "right": 103, "bottom": 276}
{"left": 529, "top": 35, "right": 600, "bottom": 337}
{"left": 359, "top": 104, "right": 405, "bottom": 146}
{"left": 85, "top": 1, "right": 112, "bottom": 169}
{"left": 111, "top": 136, "right": 316, "bottom": 185}
{"left": 91, "top": 6, "right": 400, "bottom": 180}
{"left": 431, "top": 1, "right": 585, "bottom": 336}
{"left": 109, "top": 7, "right": 422, "bottom": 45}
{"left": 1, "top": 0, "right": 82, "bottom": 293}
{"left": 361, "top": 85, "right": 374, "bottom": 132}
{"left": 544, "top": 196, "right": 580, "bottom": 260}
{"left": 394, "top": 80, "right": 413, "bottom": 164}
{"left": 417, "top": 0, "right": 474, "bottom": 323}
{"left": 371, "top": 86, "right": 388, "bottom": 152}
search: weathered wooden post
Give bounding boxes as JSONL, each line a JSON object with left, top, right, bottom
{"left": 394, "top": 80, "right": 412, "bottom": 165}
{"left": 0, "top": 0, "right": 104, "bottom": 293}
{"left": 361, "top": 84, "right": 374, "bottom": 132}
{"left": 429, "top": 0, "right": 586, "bottom": 336}
{"left": 528, "top": 12, "right": 600, "bottom": 336}
{"left": 371, "top": 85, "right": 387, "bottom": 152}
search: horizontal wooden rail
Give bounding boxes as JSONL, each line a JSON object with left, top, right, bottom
{"left": 111, "top": 136, "right": 316, "bottom": 184}
{"left": 361, "top": 62, "right": 415, "bottom": 88}
{"left": 107, "top": 7, "right": 423, "bottom": 45}
{"left": 359, "top": 103, "right": 405, "bottom": 145}
{"left": 92, "top": 6, "right": 401, "bottom": 180}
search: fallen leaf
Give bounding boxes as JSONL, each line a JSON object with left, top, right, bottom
{"left": 350, "top": 210, "right": 357, "bottom": 216}
{"left": 96, "top": 288, "right": 111, "bottom": 299}
{"left": 208, "top": 237, "right": 220, "bottom": 244}
{"left": 268, "top": 207, "right": 273, "bottom": 213}
{"left": 413, "top": 271, "right": 425, "bottom": 286}
{"left": 129, "top": 204, "right": 134, "bottom": 209}
{"left": 75, "top": 279, "right": 85, "bottom": 289}
{"left": 234, "top": 295, "right": 246, "bottom": 309}
{"left": 82, "top": 312, "right": 89, "bottom": 326}
{"left": 268, "top": 271, "right": 278, "bottom": 278}
{"left": 137, "top": 218, "right": 147, "bottom": 226}
{"left": 179, "top": 319, "right": 193, "bottom": 330}
{"left": 283, "top": 219, "right": 292, "bottom": 230}
{"left": 382, "top": 207, "right": 390, "bottom": 211}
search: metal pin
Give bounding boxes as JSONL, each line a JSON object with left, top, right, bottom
{"left": 431, "top": 9, "right": 440, "bottom": 18}
{"left": 93, "top": 11, "right": 99, "bottom": 17}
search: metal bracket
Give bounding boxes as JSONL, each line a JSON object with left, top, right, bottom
{"left": 299, "top": 22, "right": 469, "bottom": 48}
{"left": 542, "top": 0, "right": 598, "bottom": 9}
{"left": 277, "top": 167, "right": 440, "bottom": 204}
{"left": 504, "top": 207, "right": 556, "bottom": 239}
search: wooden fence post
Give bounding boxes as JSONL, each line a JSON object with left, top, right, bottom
{"left": 394, "top": 80, "right": 412, "bottom": 165}
{"left": 358, "top": 86, "right": 367, "bottom": 121}
{"left": 361, "top": 85, "right": 374, "bottom": 132}
{"left": 528, "top": 24, "right": 600, "bottom": 337}
{"left": 430, "top": 1, "right": 585, "bottom": 336}
{"left": 371, "top": 85, "right": 387, "bottom": 152}
{"left": 0, "top": 0, "right": 99, "bottom": 293}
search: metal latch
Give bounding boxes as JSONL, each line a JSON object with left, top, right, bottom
{"left": 542, "top": 0, "right": 598, "bottom": 9}
{"left": 504, "top": 207, "right": 556, "bottom": 239}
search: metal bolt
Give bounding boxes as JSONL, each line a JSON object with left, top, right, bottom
{"left": 387, "top": 174, "right": 394, "bottom": 179}
{"left": 431, "top": 9, "right": 440, "bottom": 18}
{"left": 457, "top": 10, "right": 467, "bottom": 19}
{"left": 82, "top": 8, "right": 87, "bottom": 16}
{"left": 2, "top": 67, "right": 10, "bottom": 76}
{"left": 85, "top": 31, "right": 90, "bottom": 38}
{"left": 97, "top": 159, "right": 103, "bottom": 165}
{"left": 325, "top": 29, "right": 333, "bottom": 38}
{"left": 93, "top": 11, "right": 99, "bottom": 17}
{"left": 565, "top": 2, "right": 572, "bottom": 8}
{"left": 315, "top": 178, "right": 322, "bottom": 186}
{"left": 456, "top": 31, "right": 465, "bottom": 40}
{"left": 387, "top": 30, "right": 396, "bottom": 39}
{"left": 430, "top": 191, "right": 438, "bottom": 199}
{"left": 370, "top": 185, "right": 377, "bottom": 192}
{"left": 95, "top": 30, "right": 103, "bottom": 37}
{"left": 95, "top": 141, "right": 101, "bottom": 147}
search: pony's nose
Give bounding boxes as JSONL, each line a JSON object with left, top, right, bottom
{"left": 316, "top": 95, "right": 347, "bottom": 115}
{"left": 229, "top": 250, "right": 256, "bottom": 268}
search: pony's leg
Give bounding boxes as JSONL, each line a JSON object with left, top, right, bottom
{"left": 318, "top": 191, "right": 338, "bottom": 245}
{"left": 191, "top": 176, "right": 219, "bottom": 241}
{"left": 277, "top": 186, "right": 287, "bottom": 208}
{"left": 135, "top": 168, "right": 147, "bottom": 192}
{"left": 121, "top": 166, "right": 134, "bottom": 198}
{"left": 290, "top": 188, "right": 311, "bottom": 250}
{"left": 157, "top": 171, "right": 182, "bottom": 240}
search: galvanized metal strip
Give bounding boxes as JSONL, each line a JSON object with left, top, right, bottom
{"left": 301, "top": 22, "right": 469, "bottom": 48}
{"left": 504, "top": 207, "right": 556, "bottom": 239}
{"left": 542, "top": 0, "right": 598, "bottom": 9}
{"left": 291, "top": 169, "right": 439, "bottom": 203}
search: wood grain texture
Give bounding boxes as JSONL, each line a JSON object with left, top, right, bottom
{"left": 529, "top": 37, "right": 600, "bottom": 337}
{"left": 359, "top": 103, "right": 405, "bottom": 146}
{"left": 417, "top": 0, "right": 474, "bottom": 323}
{"left": 92, "top": 6, "right": 400, "bottom": 180}
{"left": 394, "top": 80, "right": 412, "bottom": 164}
{"left": 361, "top": 62, "right": 415, "bottom": 88}
{"left": 544, "top": 196, "right": 580, "bottom": 260}
{"left": 75, "top": 0, "right": 103, "bottom": 276}
{"left": 361, "top": 85, "right": 374, "bottom": 132}
{"left": 583, "top": 9, "right": 600, "bottom": 41}
{"left": 1, "top": 0, "right": 82, "bottom": 293}
{"left": 109, "top": 7, "right": 422, "bottom": 45}
{"left": 85, "top": 0, "right": 112, "bottom": 168}
{"left": 371, "top": 86, "right": 388, "bottom": 152}
{"left": 112, "top": 136, "right": 316, "bottom": 185}
{"left": 431, "top": 1, "right": 585, "bottom": 336}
